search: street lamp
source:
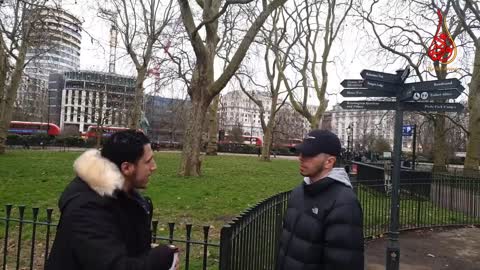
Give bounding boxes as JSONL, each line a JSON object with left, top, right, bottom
{"left": 346, "top": 123, "right": 353, "bottom": 161}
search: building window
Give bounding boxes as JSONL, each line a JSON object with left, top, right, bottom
{"left": 70, "top": 90, "right": 74, "bottom": 105}
{"left": 78, "top": 90, "right": 82, "bottom": 105}
{"left": 85, "top": 92, "right": 89, "bottom": 106}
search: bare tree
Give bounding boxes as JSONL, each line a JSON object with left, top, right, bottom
{"left": 356, "top": 0, "right": 470, "bottom": 171}
{"left": 0, "top": 0, "right": 61, "bottom": 154}
{"left": 356, "top": 111, "right": 374, "bottom": 151}
{"left": 176, "top": 0, "right": 289, "bottom": 176}
{"left": 279, "top": 0, "right": 353, "bottom": 130}
{"left": 230, "top": 121, "right": 244, "bottom": 143}
{"left": 273, "top": 103, "right": 307, "bottom": 143}
{"left": 451, "top": 0, "right": 480, "bottom": 171}
{"left": 12, "top": 75, "right": 48, "bottom": 122}
{"left": 98, "top": 0, "right": 175, "bottom": 129}
{"left": 89, "top": 87, "right": 126, "bottom": 148}
{"left": 372, "top": 136, "right": 391, "bottom": 153}
{"left": 234, "top": 6, "right": 299, "bottom": 161}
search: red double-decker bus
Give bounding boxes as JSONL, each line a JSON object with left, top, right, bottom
{"left": 274, "top": 138, "right": 302, "bottom": 149}
{"left": 219, "top": 135, "right": 263, "bottom": 146}
{"left": 84, "top": 126, "right": 142, "bottom": 139}
{"left": 9, "top": 121, "right": 61, "bottom": 136}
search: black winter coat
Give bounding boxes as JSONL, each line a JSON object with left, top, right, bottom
{"left": 45, "top": 149, "right": 175, "bottom": 270}
{"left": 277, "top": 170, "right": 364, "bottom": 270}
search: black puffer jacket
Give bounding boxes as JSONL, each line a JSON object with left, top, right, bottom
{"left": 45, "top": 149, "right": 175, "bottom": 270}
{"left": 277, "top": 168, "right": 364, "bottom": 270}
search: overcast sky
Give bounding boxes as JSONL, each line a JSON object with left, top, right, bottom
{"left": 60, "top": 0, "right": 469, "bottom": 109}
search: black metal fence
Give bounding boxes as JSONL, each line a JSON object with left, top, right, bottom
{"left": 0, "top": 204, "right": 219, "bottom": 270}
{"left": 219, "top": 192, "right": 289, "bottom": 270}
{"left": 3, "top": 166, "right": 480, "bottom": 270}
{"left": 356, "top": 178, "right": 480, "bottom": 237}
{"left": 218, "top": 166, "right": 480, "bottom": 269}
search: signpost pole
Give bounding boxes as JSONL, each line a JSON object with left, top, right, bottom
{"left": 386, "top": 83, "right": 405, "bottom": 270}
{"left": 412, "top": 124, "right": 417, "bottom": 170}
{"left": 340, "top": 65, "right": 465, "bottom": 270}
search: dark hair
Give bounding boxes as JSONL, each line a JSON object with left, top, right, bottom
{"left": 101, "top": 130, "right": 150, "bottom": 169}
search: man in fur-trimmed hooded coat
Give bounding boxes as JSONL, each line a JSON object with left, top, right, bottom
{"left": 46, "top": 131, "right": 178, "bottom": 270}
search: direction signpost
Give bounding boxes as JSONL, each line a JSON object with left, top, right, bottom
{"left": 340, "top": 65, "right": 465, "bottom": 270}
{"left": 400, "top": 79, "right": 464, "bottom": 101}
{"left": 402, "top": 102, "right": 464, "bottom": 112}
{"left": 341, "top": 79, "right": 364, "bottom": 88}
{"left": 363, "top": 80, "right": 400, "bottom": 92}
{"left": 340, "top": 101, "right": 395, "bottom": 110}
{"left": 340, "top": 89, "right": 396, "bottom": 98}
{"left": 360, "top": 69, "right": 402, "bottom": 84}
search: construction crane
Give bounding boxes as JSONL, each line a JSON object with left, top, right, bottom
{"left": 99, "top": 8, "right": 118, "bottom": 74}
{"left": 109, "top": 23, "right": 118, "bottom": 73}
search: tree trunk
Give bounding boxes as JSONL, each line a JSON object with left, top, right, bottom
{"left": 129, "top": 67, "right": 147, "bottom": 129}
{"left": 310, "top": 112, "right": 324, "bottom": 130}
{"left": 261, "top": 95, "right": 279, "bottom": 161}
{"left": 0, "top": 37, "right": 7, "bottom": 119}
{"left": 178, "top": 95, "right": 210, "bottom": 176}
{"left": 0, "top": 58, "right": 8, "bottom": 154}
{"left": 261, "top": 124, "right": 273, "bottom": 161}
{"left": 206, "top": 95, "right": 220, "bottom": 156}
{"left": 432, "top": 114, "right": 447, "bottom": 172}
{"left": 464, "top": 46, "right": 480, "bottom": 171}
{"left": 0, "top": 45, "right": 27, "bottom": 154}
{"left": 95, "top": 123, "right": 103, "bottom": 149}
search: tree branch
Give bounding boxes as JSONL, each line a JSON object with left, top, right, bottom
{"left": 209, "top": 0, "right": 288, "bottom": 96}
{"left": 178, "top": 0, "right": 208, "bottom": 60}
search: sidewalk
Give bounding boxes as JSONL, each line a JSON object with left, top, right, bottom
{"left": 366, "top": 227, "right": 480, "bottom": 270}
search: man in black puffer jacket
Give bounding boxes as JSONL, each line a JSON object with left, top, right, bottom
{"left": 277, "top": 129, "right": 364, "bottom": 270}
{"left": 46, "top": 130, "right": 178, "bottom": 270}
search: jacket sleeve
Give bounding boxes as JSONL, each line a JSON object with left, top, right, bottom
{"left": 65, "top": 200, "right": 174, "bottom": 270}
{"left": 323, "top": 201, "right": 364, "bottom": 270}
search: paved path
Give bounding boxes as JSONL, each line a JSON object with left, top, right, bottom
{"left": 366, "top": 227, "right": 480, "bottom": 270}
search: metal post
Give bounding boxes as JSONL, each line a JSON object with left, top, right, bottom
{"left": 250, "top": 124, "right": 253, "bottom": 145}
{"left": 47, "top": 89, "right": 50, "bottom": 134}
{"left": 386, "top": 98, "right": 403, "bottom": 270}
{"left": 219, "top": 225, "right": 233, "bottom": 270}
{"left": 412, "top": 124, "right": 417, "bottom": 170}
{"left": 347, "top": 135, "right": 351, "bottom": 161}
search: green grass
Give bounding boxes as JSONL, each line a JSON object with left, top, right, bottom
{"left": 1, "top": 150, "right": 479, "bottom": 269}
{"left": 2, "top": 150, "right": 478, "bottom": 231}
{"left": 0, "top": 150, "right": 301, "bottom": 269}
{"left": 0, "top": 150, "right": 300, "bottom": 229}
{"left": 357, "top": 185, "right": 480, "bottom": 237}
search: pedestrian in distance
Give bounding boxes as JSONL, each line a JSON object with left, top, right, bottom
{"left": 276, "top": 129, "right": 364, "bottom": 270}
{"left": 46, "top": 130, "right": 179, "bottom": 270}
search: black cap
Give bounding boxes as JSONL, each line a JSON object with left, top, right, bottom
{"left": 295, "top": 129, "right": 341, "bottom": 157}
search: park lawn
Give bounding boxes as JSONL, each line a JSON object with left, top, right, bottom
{"left": 357, "top": 185, "right": 480, "bottom": 237}
{"left": 1, "top": 150, "right": 477, "bottom": 231}
{"left": 1, "top": 150, "right": 479, "bottom": 269}
{"left": 0, "top": 150, "right": 301, "bottom": 269}
{"left": 0, "top": 150, "right": 301, "bottom": 228}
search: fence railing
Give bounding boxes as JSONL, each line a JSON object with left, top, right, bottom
{"left": 3, "top": 170, "right": 480, "bottom": 270}
{"left": 0, "top": 204, "right": 219, "bottom": 270}
{"left": 219, "top": 171, "right": 480, "bottom": 269}
{"left": 357, "top": 178, "right": 480, "bottom": 237}
{"left": 219, "top": 192, "right": 289, "bottom": 270}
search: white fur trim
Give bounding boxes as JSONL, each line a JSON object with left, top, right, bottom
{"left": 73, "top": 149, "right": 124, "bottom": 196}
